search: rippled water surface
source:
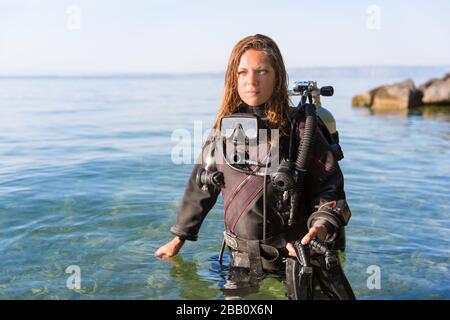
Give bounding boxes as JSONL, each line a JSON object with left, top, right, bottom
{"left": 0, "top": 70, "right": 449, "bottom": 299}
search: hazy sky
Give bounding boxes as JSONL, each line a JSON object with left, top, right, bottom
{"left": 1, "top": 0, "right": 449, "bottom": 74}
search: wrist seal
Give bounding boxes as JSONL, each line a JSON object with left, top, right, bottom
{"left": 307, "top": 199, "right": 352, "bottom": 242}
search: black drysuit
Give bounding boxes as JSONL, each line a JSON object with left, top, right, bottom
{"left": 170, "top": 104, "right": 347, "bottom": 271}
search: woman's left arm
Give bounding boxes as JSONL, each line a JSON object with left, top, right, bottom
{"left": 302, "top": 127, "right": 351, "bottom": 243}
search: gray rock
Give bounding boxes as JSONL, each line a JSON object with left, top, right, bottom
{"left": 419, "top": 73, "right": 450, "bottom": 105}
{"left": 351, "top": 92, "right": 371, "bottom": 107}
{"left": 352, "top": 79, "right": 423, "bottom": 110}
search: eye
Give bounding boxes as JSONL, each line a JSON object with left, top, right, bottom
{"left": 237, "top": 70, "right": 247, "bottom": 75}
{"left": 258, "top": 69, "right": 268, "bottom": 75}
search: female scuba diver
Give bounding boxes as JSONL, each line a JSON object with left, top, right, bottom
{"left": 155, "top": 34, "right": 354, "bottom": 300}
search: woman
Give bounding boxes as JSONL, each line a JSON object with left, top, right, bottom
{"left": 155, "top": 34, "right": 351, "bottom": 297}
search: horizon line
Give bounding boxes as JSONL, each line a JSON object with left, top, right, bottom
{"left": 1, "top": 64, "right": 449, "bottom": 79}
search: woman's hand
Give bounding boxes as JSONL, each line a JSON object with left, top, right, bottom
{"left": 154, "top": 236, "right": 185, "bottom": 259}
{"left": 286, "top": 224, "right": 328, "bottom": 257}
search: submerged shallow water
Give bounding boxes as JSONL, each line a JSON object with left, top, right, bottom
{"left": 0, "top": 69, "right": 449, "bottom": 299}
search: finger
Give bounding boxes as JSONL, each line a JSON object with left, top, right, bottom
{"left": 155, "top": 247, "right": 168, "bottom": 258}
{"left": 286, "top": 243, "right": 296, "bottom": 257}
{"left": 161, "top": 255, "right": 171, "bottom": 261}
{"left": 300, "top": 235, "right": 309, "bottom": 245}
{"left": 301, "top": 228, "right": 318, "bottom": 245}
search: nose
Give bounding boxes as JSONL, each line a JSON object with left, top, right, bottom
{"left": 247, "top": 70, "right": 257, "bottom": 86}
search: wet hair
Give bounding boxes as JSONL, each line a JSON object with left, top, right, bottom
{"left": 214, "top": 34, "right": 291, "bottom": 132}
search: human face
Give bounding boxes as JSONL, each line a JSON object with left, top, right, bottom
{"left": 237, "top": 49, "right": 276, "bottom": 107}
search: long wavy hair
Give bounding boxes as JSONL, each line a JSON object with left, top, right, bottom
{"left": 214, "top": 34, "right": 291, "bottom": 133}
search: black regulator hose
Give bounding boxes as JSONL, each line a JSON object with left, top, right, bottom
{"left": 295, "top": 103, "right": 317, "bottom": 173}
{"left": 288, "top": 103, "right": 317, "bottom": 226}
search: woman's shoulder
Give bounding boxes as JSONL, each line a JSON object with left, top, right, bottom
{"left": 287, "top": 106, "right": 296, "bottom": 116}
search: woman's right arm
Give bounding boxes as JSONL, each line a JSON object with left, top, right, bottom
{"left": 169, "top": 162, "right": 221, "bottom": 241}
{"left": 154, "top": 136, "right": 221, "bottom": 258}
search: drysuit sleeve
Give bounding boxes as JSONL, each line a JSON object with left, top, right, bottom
{"left": 170, "top": 137, "right": 221, "bottom": 241}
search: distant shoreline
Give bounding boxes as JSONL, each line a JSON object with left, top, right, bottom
{"left": 1, "top": 65, "right": 449, "bottom": 79}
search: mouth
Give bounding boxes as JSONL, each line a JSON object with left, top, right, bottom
{"left": 245, "top": 90, "right": 259, "bottom": 95}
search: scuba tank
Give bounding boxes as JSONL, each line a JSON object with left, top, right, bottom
{"left": 290, "top": 81, "right": 343, "bottom": 161}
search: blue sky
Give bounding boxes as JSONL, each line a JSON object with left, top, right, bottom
{"left": 0, "top": 0, "right": 449, "bottom": 74}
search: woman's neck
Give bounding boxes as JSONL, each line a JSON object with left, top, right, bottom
{"left": 238, "top": 102, "right": 268, "bottom": 115}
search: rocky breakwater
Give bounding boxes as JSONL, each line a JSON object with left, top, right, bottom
{"left": 352, "top": 73, "right": 450, "bottom": 111}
